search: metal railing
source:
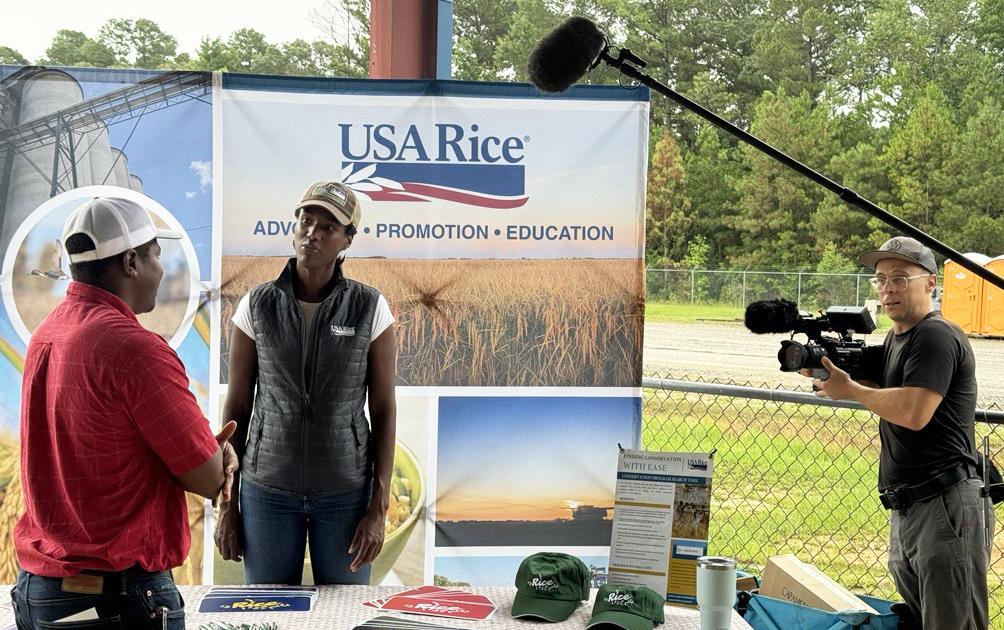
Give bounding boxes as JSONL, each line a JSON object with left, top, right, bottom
{"left": 643, "top": 374, "right": 1004, "bottom": 624}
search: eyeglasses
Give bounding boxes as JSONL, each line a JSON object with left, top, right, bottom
{"left": 868, "top": 274, "right": 931, "bottom": 290}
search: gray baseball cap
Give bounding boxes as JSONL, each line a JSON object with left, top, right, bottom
{"left": 858, "top": 237, "right": 938, "bottom": 275}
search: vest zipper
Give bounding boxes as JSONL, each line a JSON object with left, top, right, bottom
{"left": 301, "top": 302, "right": 324, "bottom": 494}
{"left": 296, "top": 302, "right": 308, "bottom": 495}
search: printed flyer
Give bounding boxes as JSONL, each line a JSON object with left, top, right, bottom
{"left": 607, "top": 449, "right": 713, "bottom": 605}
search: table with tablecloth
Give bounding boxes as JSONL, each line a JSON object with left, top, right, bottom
{"left": 2, "top": 585, "right": 754, "bottom": 629}
{"left": 0, "top": 584, "right": 753, "bottom": 629}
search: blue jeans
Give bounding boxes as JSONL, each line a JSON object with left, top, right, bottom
{"left": 11, "top": 568, "right": 184, "bottom": 629}
{"left": 241, "top": 479, "right": 372, "bottom": 585}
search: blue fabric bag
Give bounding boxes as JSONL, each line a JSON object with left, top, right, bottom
{"left": 741, "top": 593, "right": 900, "bottom": 630}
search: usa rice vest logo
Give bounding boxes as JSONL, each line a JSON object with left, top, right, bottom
{"left": 338, "top": 123, "right": 529, "bottom": 209}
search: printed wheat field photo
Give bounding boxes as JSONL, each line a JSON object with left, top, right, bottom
{"left": 220, "top": 257, "right": 644, "bottom": 387}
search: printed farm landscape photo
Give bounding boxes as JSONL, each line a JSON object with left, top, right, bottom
{"left": 220, "top": 256, "right": 644, "bottom": 387}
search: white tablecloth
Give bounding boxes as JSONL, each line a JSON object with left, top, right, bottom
{"left": 0, "top": 585, "right": 754, "bottom": 629}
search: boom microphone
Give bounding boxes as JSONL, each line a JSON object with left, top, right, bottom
{"left": 744, "top": 299, "right": 801, "bottom": 334}
{"left": 525, "top": 17, "right": 1004, "bottom": 293}
{"left": 527, "top": 17, "right": 607, "bottom": 93}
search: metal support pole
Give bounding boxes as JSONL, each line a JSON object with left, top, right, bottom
{"left": 370, "top": 0, "right": 439, "bottom": 78}
{"left": 436, "top": 0, "right": 453, "bottom": 79}
{"left": 49, "top": 117, "right": 63, "bottom": 198}
{"left": 67, "top": 124, "right": 77, "bottom": 189}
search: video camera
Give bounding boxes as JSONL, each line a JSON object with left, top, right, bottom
{"left": 744, "top": 299, "right": 877, "bottom": 380}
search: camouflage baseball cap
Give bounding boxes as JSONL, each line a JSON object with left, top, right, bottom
{"left": 295, "top": 181, "right": 360, "bottom": 228}
{"left": 586, "top": 584, "right": 665, "bottom": 630}
{"left": 511, "top": 552, "right": 591, "bottom": 622}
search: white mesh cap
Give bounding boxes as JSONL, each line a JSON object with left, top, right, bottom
{"left": 62, "top": 197, "right": 182, "bottom": 263}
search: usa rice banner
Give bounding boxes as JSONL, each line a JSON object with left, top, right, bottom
{"left": 0, "top": 66, "right": 649, "bottom": 586}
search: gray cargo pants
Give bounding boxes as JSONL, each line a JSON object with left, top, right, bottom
{"left": 888, "top": 478, "right": 992, "bottom": 630}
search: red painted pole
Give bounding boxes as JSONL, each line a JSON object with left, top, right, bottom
{"left": 369, "top": 0, "right": 439, "bottom": 79}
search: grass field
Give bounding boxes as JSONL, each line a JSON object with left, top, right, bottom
{"left": 221, "top": 257, "right": 645, "bottom": 387}
{"left": 643, "top": 391, "right": 1004, "bottom": 620}
{"left": 645, "top": 300, "right": 895, "bottom": 334}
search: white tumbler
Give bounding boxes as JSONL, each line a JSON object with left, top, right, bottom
{"left": 696, "top": 556, "right": 737, "bottom": 630}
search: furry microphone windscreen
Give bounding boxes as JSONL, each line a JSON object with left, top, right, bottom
{"left": 528, "top": 17, "right": 607, "bottom": 93}
{"left": 744, "top": 299, "right": 801, "bottom": 334}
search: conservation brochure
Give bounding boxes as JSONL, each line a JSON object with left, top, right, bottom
{"left": 607, "top": 448, "right": 714, "bottom": 606}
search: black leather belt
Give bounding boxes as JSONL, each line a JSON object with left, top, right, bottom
{"left": 880, "top": 462, "right": 978, "bottom": 511}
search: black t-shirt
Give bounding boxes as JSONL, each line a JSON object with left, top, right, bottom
{"left": 878, "top": 312, "right": 978, "bottom": 489}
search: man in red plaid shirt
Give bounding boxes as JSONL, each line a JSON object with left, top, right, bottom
{"left": 10, "top": 197, "right": 237, "bottom": 630}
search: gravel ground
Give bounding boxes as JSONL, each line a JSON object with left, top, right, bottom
{"left": 643, "top": 320, "right": 1004, "bottom": 406}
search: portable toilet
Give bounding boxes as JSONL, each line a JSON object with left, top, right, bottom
{"left": 943, "top": 253, "right": 990, "bottom": 334}
{"left": 980, "top": 255, "right": 1004, "bottom": 336}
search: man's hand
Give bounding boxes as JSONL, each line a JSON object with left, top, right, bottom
{"left": 811, "top": 357, "right": 857, "bottom": 401}
{"left": 213, "top": 421, "right": 238, "bottom": 507}
{"left": 215, "top": 503, "right": 244, "bottom": 562}
{"left": 348, "top": 506, "right": 386, "bottom": 572}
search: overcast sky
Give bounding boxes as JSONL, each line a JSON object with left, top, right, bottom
{"left": 5, "top": 0, "right": 332, "bottom": 61}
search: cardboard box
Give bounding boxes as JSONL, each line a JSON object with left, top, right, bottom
{"left": 760, "top": 555, "right": 879, "bottom": 614}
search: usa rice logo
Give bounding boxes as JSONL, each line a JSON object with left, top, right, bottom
{"left": 529, "top": 575, "right": 559, "bottom": 592}
{"left": 606, "top": 591, "right": 634, "bottom": 607}
{"left": 338, "top": 123, "right": 529, "bottom": 209}
{"left": 687, "top": 458, "right": 708, "bottom": 471}
{"left": 413, "top": 602, "right": 469, "bottom": 614}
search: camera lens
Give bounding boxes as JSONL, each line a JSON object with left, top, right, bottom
{"left": 778, "top": 340, "right": 809, "bottom": 371}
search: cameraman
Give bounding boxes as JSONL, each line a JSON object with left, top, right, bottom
{"left": 806, "top": 236, "right": 990, "bottom": 630}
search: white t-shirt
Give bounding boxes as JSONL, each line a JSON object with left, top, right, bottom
{"left": 231, "top": 291, "right": 394, "bottom": 342}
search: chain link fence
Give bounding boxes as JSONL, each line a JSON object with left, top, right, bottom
{"left": 646, "top": 269, "right": 880, "bottom": 311}
{"left": 642, "top": 373, "right": 1004, "bottom": 625}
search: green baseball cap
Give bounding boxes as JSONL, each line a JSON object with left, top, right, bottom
{"left": 586, "top": 584, "right": 665, "bottom": 630}
{"left": 511, "top": 552, "right": 591, "bottom": 622}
